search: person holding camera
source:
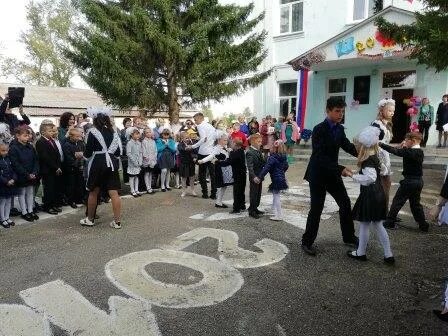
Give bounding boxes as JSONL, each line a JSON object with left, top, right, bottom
{"left": 0, "top": 93, "right": 30, "bottom": 132}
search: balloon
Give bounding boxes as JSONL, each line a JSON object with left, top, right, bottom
{"left": 403, "top": 98, "right": 410, "bottom": 105}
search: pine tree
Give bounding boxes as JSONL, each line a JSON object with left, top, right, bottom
{"left": 67, "top": 0, "right": 270, "bottom": 121}
{"left": 376, "top": 0, "right": 448, "bottom": 72}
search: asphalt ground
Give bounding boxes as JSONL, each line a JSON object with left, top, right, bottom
{"left": 0, "top": 159, "right": 447, "bottom": 336}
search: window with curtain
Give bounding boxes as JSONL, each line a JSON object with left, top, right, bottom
{"left": 280, "top": 0, "right": 304, "bottom": 34}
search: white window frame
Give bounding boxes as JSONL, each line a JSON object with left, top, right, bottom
{"left": 327, "top": 77, "right": 348, "bottom": 101}
{"left": 278, "top": 81, "right": 298, "bottom": 117}
{"left": 347, "top": 0, "right": 369, "bottom": 24}
{"left": 279, "top": 0, "right": 304, "bottom": 35}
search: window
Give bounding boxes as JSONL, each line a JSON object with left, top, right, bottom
{"left": 280, "top": 0, "right": 303, "bottom": 34}
{"left": 353, "top": 76, "right": 371, "bottom": 104}
{"left": 279, "top": 82, "right": 297, "bottom": 118}
{"left": 350, "top": 0, "right": 368, "bottom": 22}
{"left": 328, "top": 78, "right": 347, "bottom": 123}
{"left": 382, "top": 71, "right": 416, "bottom": 88}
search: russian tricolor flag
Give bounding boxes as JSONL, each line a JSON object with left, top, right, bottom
{"left": 296, "top": 69, "right": 309, "bottom": 130}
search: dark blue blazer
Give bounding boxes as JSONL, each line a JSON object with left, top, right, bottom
{"left": 304, "top": 119, "right": 357, "bottom": 182}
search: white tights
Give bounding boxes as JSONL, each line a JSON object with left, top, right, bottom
{"left": 272, "top": 192, "right": 282, "bottom": 218}
{"left": 181, "top": 177, "right": 195, "bottom": 191}
{"left": 161, "top": 169, "right": 170, "bottom": 189}
{"left": 18, "top": 186, "right": 34, "bottom": 215}
{"left": 357, "top": 221, "right": 393, "bottom": 258}
{"left": 0, "top": 198, "right": 11, "bottom": 221}
{"left": 216, "top": 187, "right": 227, "bottom": 205}
{"left": 144, "top": 172, "right": 153, "bottom": 191}
{"left": 129, "top": 176, "right": 139, "bottom": 194}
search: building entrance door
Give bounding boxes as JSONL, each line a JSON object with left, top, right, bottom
{"left": 391, "top": 89, "right": 414, "bottom": 143}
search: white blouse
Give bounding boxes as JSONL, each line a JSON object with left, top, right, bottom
{"left": 352, "top": 167, "right": 377, "bottom": 186}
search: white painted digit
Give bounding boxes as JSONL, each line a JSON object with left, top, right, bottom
{"left": 105, "top": 249, "right": 244, "bottom": 308}
{"left": 20, "top": 280, "right": 160, "bottom": 336}
{"left": 0, "top": 304, "right": 51, "bottom": 336}
{"left": 167, "top": 228, "right": 289, "bottom": 269}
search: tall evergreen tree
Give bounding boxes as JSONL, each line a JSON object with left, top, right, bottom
{"left": 376, "top": 0, "right": 448, "bottom": 72}
{"left": 67, "top": 0, "right": 270, "bottom": 121}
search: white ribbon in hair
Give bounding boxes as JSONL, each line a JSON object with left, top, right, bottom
{"left": 378, "top": 98, "right": 395, "bottom": 108}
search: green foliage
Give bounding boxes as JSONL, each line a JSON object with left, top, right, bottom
{"left": 67, "top": 0, "right": 271, "bottom": 121}
{"left": 1, "top": 0, "right": 77, "bottom": 86}
{"left": 376, "top": 0, "right": 448, "bottom": 72}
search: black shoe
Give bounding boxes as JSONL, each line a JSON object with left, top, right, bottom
{"left": 7, "top": 220, "right": 15, "bottom": 226}
{"left": 202, "top": 194, "right": 209, "bottom": 199}
{"left": 210, "top": 194, "right": 217, "bottom": 200}
{"left": 384, "top": 256, "right": 395, "bottom": 265}
{"left": 70, "top": 202, "right": 78, "bottom": 209}
{"left": 1, "top": 220, "right": 10, "bottom": 228}
{"left": 347, "top": 250, "right": 367, "bottom": 261}
{"left": 21, "top": 213, "right": 34, "bottom": 222}
{"left": 54, "top": 207, "right": 62, "bottom": 213}
{"left": 249, "top": 212, "right": 260, "bottom": 219}
{"left": 46, "top": 209, "right": 58, "bottom": 215}
{"left": 166, "top": 187, "right": 172, "bottom": 191}
{"left": 255, "top": 209, "right": 265, "bottom": 215}
{"left": 433, "top": 310, "right": 448, "bottom": 323}
{"left": 132, "top": 193, "right": 139, "bottom": 198}
{"left": 161, "top": 188, "right": 166, "bottom": 192}
{"left": 419, "top": 222, "right": 429, "bottom": 232}
{"left": 240, "top": 206, "right": 247, "bottom": 211}
{"left": 343, "top": 237, "right": 359, "bottom": 248}
{"left": 31, "top": 213, "right": 39, "bottom": 220}
{"left": 10, "top": 208, "right": 20, "bottom": 217}
{"left": 302, "top": 244, "right": 317, "bottom": 256}
{"left": 34, "top": 202, "right": 43, "bottom": 212}
{"left": 230, "top": 210, "right": 241, "bottom": 214}
{"left": 437, "top": 144, "right": 442, "bottom": 148}
{"left": 215, "top": 204, "right": 229, "bottom": 209}
{"left": 384, "top": 220, "right": 398, "bottom": 230}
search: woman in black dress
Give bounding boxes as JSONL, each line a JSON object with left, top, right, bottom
{"left": 346, "top": 126, "right": 394, "bottom": 264}
{"left": 80, "top": 111, "right": 122, "bottom": 229}
{"left": 435, "top": 94, "right": 448, "bottom": 148}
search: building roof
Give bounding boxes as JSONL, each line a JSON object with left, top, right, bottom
{"left": 287, "top": 6, "right": 416, "bottom": 70}
{"left": 0, "top": 83, "right": 198, "bottom": 118}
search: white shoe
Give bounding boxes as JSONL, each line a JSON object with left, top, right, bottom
{"left": 190, "top": 189, "right": 197, "bottom": 196}
{"left": 110, "top": 220, "right": 121, "bottom": 229}
{"left": 80, "top": 217, "right": 94, "bottom": 226}
{"left": 269, "top": 216, "right": 282, "bottom": 222}
{"left": 181, "top": 192, "right": 187, "bottom": 197}
{"left": 176, "top": 185, "right": 182, "bottom": 189}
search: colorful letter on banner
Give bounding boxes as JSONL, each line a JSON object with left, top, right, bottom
{"left": 296, "top": 69, "right": 309, "bottom": 130}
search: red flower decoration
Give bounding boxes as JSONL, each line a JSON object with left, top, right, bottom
{"left": 375, "top": 30, "right": 396, "bottom": 48}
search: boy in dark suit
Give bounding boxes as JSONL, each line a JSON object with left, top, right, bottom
{"left": 229, "top": 138, "right": 247, "bottom": 214}
{"left": 35, "top": 123, "right": 62, "bottom": 215}
{"left": 246, "top": 133, "right": 265, "bottom": 219}
{"left": 302, "top": 97, "right": 359, "bottom": 256}
{"left": 380, "top": 132, "right": 429, "bottom": 232}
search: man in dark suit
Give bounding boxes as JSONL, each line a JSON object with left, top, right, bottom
{"left": 246, "top": 133, "right": 265, "bottom": 219}
{"left": 35, "top": 123, "right": 63, "bottom": 215}
{"left": 302, "top": 97, "right": 359, "bottom": 256}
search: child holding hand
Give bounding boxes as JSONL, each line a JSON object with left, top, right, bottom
{"left": 254, "top": 140, "right": 288, "bottom": 221}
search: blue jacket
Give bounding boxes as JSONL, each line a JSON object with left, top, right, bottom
{"left": 9, "top": 139, "right": 39, "bottom": 185}
{"left": 0, "top": 156, "right": 17, "bottom": 185}
{"left": 258, "top": 153, "right": 289, "bottom": 191}
{"left": 156, "top": 138, "right": 176, "bottom": 159}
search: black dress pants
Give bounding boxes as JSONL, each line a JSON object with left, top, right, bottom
{"left": 302, "top": 177, "right": 355, "bottom": 247}
{"left": 248, "top": 181, "right": 262, "bottom": 213}
{"left": 66, "top": 169, "right": 85, "bottom": 204}
{"left": 198, "top": 154, "right": 216, "bottom": 197}
{"left": 233, "top": 175, "right": 246, "bottom": 211}
{"left": 42, "top": 174, "right": 58, "bottom": 210}
{"left": 387, "top": 178, "right": 425, "bottom": 224}
{"left": 418, "top": 121, "right": 431, "bottom": 146}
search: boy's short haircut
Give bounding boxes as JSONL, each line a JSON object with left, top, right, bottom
{"left": 326, "top": 96, "right": 347, "bottom": 110}
{"left": 39, "top": 123, "right": 54, "bottom": 134}
{"left": 405, "top": 132, "right": 423, "bottom": 142}
{"left": 249, "top": 133, "right": 262, "bottom": 142}
{"left": 68, "top": 127, "right": 81, "bottom": 138}
{"left": 15, "top": 125, "right": 32, "bottom": 135}
{"left": 123, "top": 117, "right": 132, "bottom": 126}
{"left": 443, "top": 94, "right": 448, "bottom": 99}
{"left": 233, "top": 137, "right": 243, "bottom": 148}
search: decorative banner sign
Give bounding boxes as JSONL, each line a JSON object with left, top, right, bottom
{"left": 335, "top": 37, "right": 355, "bottom": 57}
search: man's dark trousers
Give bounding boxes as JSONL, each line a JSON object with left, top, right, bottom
{"left": 302, "top": 176, "right": 355, "bottom": 247}
{"left": 387, "top": 178, "right": 425, "bottom": 224}
{"left": 248, "top": 181, "right": 262, "bottom": 213}
{"left": 42, "top": 174, "right": 58, "bottom": 210}
{"left": 198, "top": 154, "right": 216, "bottom": 197}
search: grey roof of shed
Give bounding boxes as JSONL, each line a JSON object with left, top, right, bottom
{"left": 0, "top": 83, "right": 107, "bottom": 109}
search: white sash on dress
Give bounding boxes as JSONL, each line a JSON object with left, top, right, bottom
{"left": 87, "top": 128, "right": 122, "bottom": 175}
